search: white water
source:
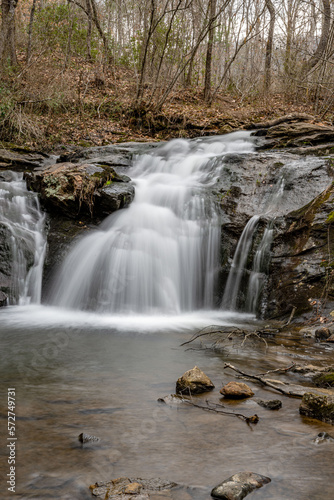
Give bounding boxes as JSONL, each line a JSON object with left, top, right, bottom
{"left": 0, "top": 172, "right": 46, "bottom": 305}
{"left": 50, "top": 132, "right": 255, "bottom": 315}
{"left": 222, "top": 177, "right": 285, "bottom": 313}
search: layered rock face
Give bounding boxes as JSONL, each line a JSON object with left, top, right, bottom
{"left": 216, "top": 146, "right": 334, "bottom": 318}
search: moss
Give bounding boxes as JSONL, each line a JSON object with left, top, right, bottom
{"left": 300, "top": 392, "right": 334, "bottom": 424}
{"left": 327, "top": 211, "right": 334, "bottom": 223}
{"left": 313, "top": 372, "right": 334, "bottom": 388}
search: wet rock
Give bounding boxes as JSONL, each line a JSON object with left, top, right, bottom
{"left": 0, "top": 148, "right": 47, "bottom": 170}
{"left": 313, "top": 372, "right": 334, "bottom": 388}
{"left": 176, "top": 366, "right": 215, "bottom": 395}
{"left": 326, "top": 335, "right": 334, "bottom": 342}
{"left": 315, "top": 327, "right": 331, "bottom": 341}
{"left": 314, "top": 431, "right": 334, "bottom": 444}
{"left": 252, "top": 120, "right": 334, "bottom": 149}
{"left": 96, "top": 183, "right": 135, "bottom": 216}
{"left": 211, "top": 471, "right": 271, "bottom": 500}
{"left": 0, "top": 290, "right": 7, "bottom": 307}
{"left": 220, "top": 382, "right": 254, "bottom": 399}
{"left": 158, "top": 394, "right": 184, "bottom": 405}
{"left": 78, "top": 433, "right": 100, "bottom": 444}
{"left": 256, "top": 399, "right": 282, "bottom": 410}
{"left": 299, "top": 392, "right": 334, "bottom": 424}
{"left": 90, "top": 477, "right": 177, "bottom": 500}
{"left": 124, "top": 482, "right": 142, "bottom": 495}
{"left": 215, "top": 148, "right": 334, "bottom": 318}
{"left": 25, "top": 162, "right": 135, "bottom": 218}
{"left": 266, "top": 181, "right": 334, "bottom": 318}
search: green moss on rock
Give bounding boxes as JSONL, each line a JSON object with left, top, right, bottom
{"left": 313, "top": 372, "right": 334, "bottom": 388}
{"left": 299, "top": 392, "right": 334, "bottom": 424}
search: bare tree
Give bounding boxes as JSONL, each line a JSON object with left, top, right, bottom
{"left": 0, "top": 0, "right": 18, "bottom": 66}
{"left": 264, "top": 0, "right": 275, "bottom": 91}
{"left": 301, "top": 0, "right": 331, "bottom": 77}
{"left": 204, "top": 0, "right": 217, "bottom": 101}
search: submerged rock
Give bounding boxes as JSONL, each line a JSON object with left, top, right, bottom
{"left": 299, "top": 393, "right": 334, "bottom": 424}
{"left": 78, "top": 433, "right": 100, "bottom": 444}
{"left": 90, "top": 477, "right": 177, "bottom": 499}
{"left": 220, "top": 382, "right": 254, "bottom": 399}
{"left": 211, "top": 471, "right": 271, "bottom": 500}
{"left": 256, "top": 399, "right": 282, "bottom": 410}
{"left": 314, "top": 431, "right": 334, "bottom": 444}
{"left": 176, "top": 366, "right": 215, "bottom": 395}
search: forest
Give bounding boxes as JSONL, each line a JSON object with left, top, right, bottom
{"left": 0, "top": 0, "right": 333, "bottom": 147}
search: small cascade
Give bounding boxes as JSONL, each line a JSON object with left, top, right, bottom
{"left": 222, "top": 177, "right": 285, "bottom": 314}
{"left": 0, "top": 172, "right": 46, "bottom": 305}
{"left": 245, "top": 224, "right": 274, "bottom": 314}
{"left": 50, "top": 132, "right": 255, "bottom": 314}
{"left": 221, "top": 215, "right": 260, "bottom": 310}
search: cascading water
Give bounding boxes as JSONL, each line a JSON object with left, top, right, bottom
{"left": 0, "top": 171, "right": 46, "bottom": 305}
{"left": 221, "top": 215, "right": 260, "bottom": 310}
{"left": 222, "top": 177, "right": 286, "bottom": 314}
{"left": 50, "top": 132, "right": 255, "bottom": 314}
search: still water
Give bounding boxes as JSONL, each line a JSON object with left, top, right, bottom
{"left": 1, "top": 307, "right": 333, "bottom": 499}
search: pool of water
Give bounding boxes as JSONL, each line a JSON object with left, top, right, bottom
{"left": 1, "top": 306, "right": 334, "bottom": 499}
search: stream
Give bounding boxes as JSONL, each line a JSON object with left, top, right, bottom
{"left": 0, "top": 132, "right": 334, "bottom": 499}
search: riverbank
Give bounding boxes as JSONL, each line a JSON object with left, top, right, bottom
{"left": 0, "top": 62, "right": 321, "bottom": 151}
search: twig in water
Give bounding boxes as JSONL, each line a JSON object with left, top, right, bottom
{"left": 182, "top": 399, "right": 259, "bottom": 426}
{"left": 224, "top": 363, "right": 303, "bottom": 398}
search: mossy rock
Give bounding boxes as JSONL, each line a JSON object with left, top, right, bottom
{"left": 300, "top": 393, "right": 334, "bottom": 424}
{"left": 313, "top": 372, "right": 334, "bottom": 388}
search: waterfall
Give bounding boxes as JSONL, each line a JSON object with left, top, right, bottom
{"left": 245, "top": 224, "right": 273, "bottom": 313}
{"left": 50, "top": 132, "right": 255, "bottom": 314}
{"left": 221, "top": 215, "right": 260, "bottom": 310}
{"left": 0, "top": 171, "right": 46, "bottom": 305}
{"left": 222, "top": 177, "right": 285, "bottom": 313}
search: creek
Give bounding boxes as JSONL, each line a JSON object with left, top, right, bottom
{"left": 0, "top": 132, "right": 334, "bottom": 499}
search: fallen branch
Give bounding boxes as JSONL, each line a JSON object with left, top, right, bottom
{"left": 224, "top": 363, "right": 303, "bottom": 398}
{"left": 180, "top": 325, "right": 277, "bottom": 348}
{"left": 255, "top": 363, "right": 296, "bottom": 377}
{"left": 183, "top": 399, "right": 259, "bottom": 425}
{"left": 180, "top": 325, "right": 243, "bottom": 347}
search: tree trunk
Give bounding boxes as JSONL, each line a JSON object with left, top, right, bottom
{"left": 301, "top": 0, "right": 331, "bottom": 76}
{"left": 86, "top": 0, "right": 93, "bottom": 61}
{"left": 264, "top": 0, "right": 275, "bottom": 92}
{"left": 0, "top": 0, "right": 18, "bottom": 66}
{"left": 26, "top": 0, "right": 37, "bottom": 63}
{"left": 204, "top": 0, "right": 217, "bottom": 102}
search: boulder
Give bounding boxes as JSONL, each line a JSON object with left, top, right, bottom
{"left": 315, "top": 327, "right": 331, "bottom": 341}
{"left": 220, "top": 382, "right": 254, "bottom": 399}
{"left": 256, "top": 399, "right": 282, "bottom": 410}
{"left": 211, "top": 472, "right": 271, "bottom": 500}
{"left": 313, "top": 372, "right": 334, "bottom": 388}
{"left": 176, "top": 366, "right": 215, "bottom": 395}
{"left": 25, "top": 162, "right": 135, "bottom": 218}
{"left": 299, "top": 392, "right": 334, "bottom": 424}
